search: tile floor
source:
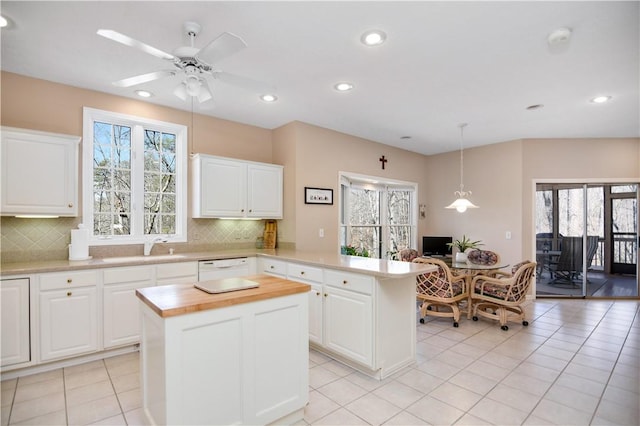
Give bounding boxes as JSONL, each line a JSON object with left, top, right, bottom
{"left": 1, "top": 299, "right": 638, "bottom": 425}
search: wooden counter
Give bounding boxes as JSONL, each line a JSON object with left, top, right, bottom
{"left": 135, "top": 274, "right": 310, "bottom": 318}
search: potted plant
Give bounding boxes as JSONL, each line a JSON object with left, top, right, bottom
{"left": 447, "top": 235, "right": 483, "bottom": 262}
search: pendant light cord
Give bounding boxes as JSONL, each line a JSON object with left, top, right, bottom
{"left": 458, "top": 123, "right": 467, "bottom": 194}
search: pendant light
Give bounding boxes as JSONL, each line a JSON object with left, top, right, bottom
{"left": 446, "top": 123, "right": 478, "bottom": 212}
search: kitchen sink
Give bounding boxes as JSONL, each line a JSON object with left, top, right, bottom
{"left": 97, "top": 254, "right": 189, "bottom": 263}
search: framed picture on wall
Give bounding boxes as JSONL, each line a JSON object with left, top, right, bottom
{"left": 305, "top": 187, "right": 333, "bottom": 205}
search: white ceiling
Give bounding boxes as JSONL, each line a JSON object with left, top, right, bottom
{"left": 1, "top": 1, "right": 638, "bottom": 155}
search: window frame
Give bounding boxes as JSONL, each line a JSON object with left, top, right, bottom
{"left": 82, "top": 107, "right": 188, "bottom": 246}
{"left": 339, "top": 172, "right": 417, "bottom": 259}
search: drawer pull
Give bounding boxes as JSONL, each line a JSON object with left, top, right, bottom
{"left": 67, "top": 279, "right": 72, "bottom": 284}
{"left": 343, "top": 280, "right": 348, "bottom": 285}
{"left": 300, "top": 271, "right": 305, "bottom": 275}
{"left": 67, "top": 291, "right": 72, "bottom": 296}
{"left": 316, "top": 291, "right": 320, "bottom": 296}
{"left": 270, "top": 265, "right": 275, "bottom": 269}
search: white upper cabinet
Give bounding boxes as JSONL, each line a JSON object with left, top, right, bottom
{"left": 192, "top": 154, "right": 283, "bottom": 219}
{"left": 1, "top": 127, "right": 80, "bottom": 216}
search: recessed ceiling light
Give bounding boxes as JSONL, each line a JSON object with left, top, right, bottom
{"left": 547, "top": 27, "right": 572, "bottom": 45}
{"left": 0, "top": 16, "right": 8, "bottom": 28}
{"left": 260, "top": 94, "right": 278, "bottom": 102}
{"left": 135, "top": 90, "right": 153, "bottom": 98}
{"left": 361, "top": 30, "right": 387, "bottom": 46}
{"left": 591, "top": 96, "right": 612, "bottom": 104}
{"left": 334, "top": 82, "right": 354, "bottom": 92}
{"left": 526, "top": 104, "right": 544, "bottom": 110}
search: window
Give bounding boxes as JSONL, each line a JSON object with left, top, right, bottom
{"left": 340, "top": 173, "right": 417, "bottom": 259}
{"left": 83, "top": 107, "right": 187, "bottom": 245}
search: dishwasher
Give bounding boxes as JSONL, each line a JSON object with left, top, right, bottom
{"left": 198, "top": 258, "right": 250, "bottom": 281}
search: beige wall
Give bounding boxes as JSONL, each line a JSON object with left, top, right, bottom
{"left": 274, "top": 121, "right": 431, "bottom": 253}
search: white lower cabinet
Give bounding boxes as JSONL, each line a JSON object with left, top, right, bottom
{"left": 308, "top": 283, "right": 323, "bottom": 345}
{"left": 1, "top": 278, "right": 30, "bottom": 367}
{"left": 156, "top": 262, "right": 198, "bottom": 285}
{"left": 285, "top": 263, "right": 324, "bottom": 345}
{"left": 39, "top": 270, "right": 99, "bottom": 362}
{"left": 103, "top": 266, "right": 154, "bottom": 348}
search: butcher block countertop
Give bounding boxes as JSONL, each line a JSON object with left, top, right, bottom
{"left": 136, "top": 274, "right": 310, "bottom": 318}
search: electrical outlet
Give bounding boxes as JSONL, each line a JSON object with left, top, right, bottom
{"left": 319, "top": 228, "right": 324, "bottom": 238}
{"left": 506, "top": 231, "right": 512, "bottom": 240}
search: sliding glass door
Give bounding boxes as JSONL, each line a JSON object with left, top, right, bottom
{"left": 535, "top": 183, "right": 638, "bottom": 298}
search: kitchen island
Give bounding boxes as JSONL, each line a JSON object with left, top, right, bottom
{"left": 136, "top": 274, "right": 310, "bottom": 426}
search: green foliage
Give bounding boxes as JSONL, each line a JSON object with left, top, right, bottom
{"left": 341, "top": 245, "right": 370, "bottom": 257}
{"left": 447, "top": 235, "right": 483, "bottom": 252}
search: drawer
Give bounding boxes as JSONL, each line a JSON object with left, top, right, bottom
{"left": 287, "top": 263, "right": 323, "bottom": 283}
{"left": 40, "top": 270, "right": 98, "bottom": 291}
{"left": 156, "top": 262, "right": 198, "bottom": 279}
{"left": 262, "top": 258, "right": 286, "bottom": 276}
{"left": 104, "top": 266, "right": 153, "bottom": 284}
{"left": 324, "top": 269, "right": 374, "bottom": 295}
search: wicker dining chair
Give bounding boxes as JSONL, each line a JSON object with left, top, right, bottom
{"left": 470, "top": 261, "right": 536, "bottom": 330}
{"left": 413, "top": 257, "right": 467, "bottom": 327}
{"left": 399, "top": 248, "right": 419, "bottom": 262}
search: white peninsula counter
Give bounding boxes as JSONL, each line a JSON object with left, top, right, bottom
{"left": 136, "top": 274, "right": 310, "bottom": 426}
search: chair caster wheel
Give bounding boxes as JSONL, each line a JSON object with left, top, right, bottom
{"left": 472, "top": 316, "right": 478, "bottom": 321}
{"left": 453, "top": 322, "right": 459, "bottom": 327}
{"left": 419, "top": 318, "right": 425, "bottom": 324}
{"left": 501, "top": 325, "right": 509, "bottom": 331}
{"left": 522, "top": 321, "right": 529, "bottom": 326}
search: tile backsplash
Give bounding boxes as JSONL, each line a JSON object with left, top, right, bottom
{"left": 0, "top": 217, "right": 277, "bottom": 263}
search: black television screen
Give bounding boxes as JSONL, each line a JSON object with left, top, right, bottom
{"left": 422, "top": 236, "right": 452, "bottom": 257}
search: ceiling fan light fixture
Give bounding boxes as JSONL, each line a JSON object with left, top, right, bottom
{"left": 185, "top": 76, "right": 202, "bottom": 96}
{"left": 361, "top": 30, "right": 387, "bottom": 46}
{"left": 173, "top": 83, "right": 188, "bottom": 101}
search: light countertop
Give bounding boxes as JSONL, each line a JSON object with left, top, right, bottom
{"left": 0, "top": 248, "right": 435, "bottom": 278}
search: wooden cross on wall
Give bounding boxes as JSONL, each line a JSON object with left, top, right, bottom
{"left": 379, "top": 155, "right": 387, "bottom": 170}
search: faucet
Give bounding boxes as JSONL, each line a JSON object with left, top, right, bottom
{"left": 144, "top": 236, "right": 168, "bottom": 256}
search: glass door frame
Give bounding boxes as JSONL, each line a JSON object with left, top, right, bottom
{"left": 532, "top": 178, "right": 639, "bottom": 299}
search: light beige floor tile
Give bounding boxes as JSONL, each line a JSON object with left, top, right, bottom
{"left": 309, "top": 365, "right": 341, "bottom": 389}
{"left": 485, "top": 383, "right": 542, "bottom": 413}
{"left": 406, "top": 395, "right": 464, "bottom": 425}
{"left": 571, "top": 353, "right": 616, "bottom": 372}
{"left": 64, "top": 367, "right": 110, "bottom": 391}
{"left": 103, "top": 352, "right": 139, "bottom": 369}
{"left": 345, "top": 393, "right": 402, "bottom": 426}
{"left": 522, "top": 415, "right": 556, "bottom": 425}
{"left": 544, "top": 383, "right": 599, "bottom": 415}
{"left": 123, "top": 407, "right": 151, "bottom": 426}
{"left": 66, "top": 380, "right": 114, "bottom": 407}
{"left": 13, "top": 378, "right": 63, "bottom": 404}
{"left": 1, "top": 387, "right": 15, "bottom": 408}
{"left": 479, "top": 351, "right": 522, "bottom": 370}
{"left": 465, "top": 359, "right": 511, "bottom": 382}
{"left": 304, "top": 390, "right": 340, "bottom": 424}
{"left": 15, "top": 370, "right": 62, "bottom": 386}
{"left": 525, "top": 352, "right": 569, "bottom": 372}
{"left": 344, "top": 371, "right": 392, "bottom": 392}
{"left": 500, "top": 372, "right": 552, "bottom": 397}
{"left": 563, "top": 362, "right": 612, "bottom": 384}
{"left": 117, "top": 388, "right": 141, "bottom": 412}
{"left": 10, "top": 408, "right": 66, "bottom": 425}
{"left": 601, "top": 385, "right": 640, "bottom": 410}
{"left": 469, "top": 397, "right": 530, "bottom": 425}
{"left": 314, "top": 407, "right": 368, "bottom": 425}
{"left": 554, "top": 372, "right": 607, "bottom": 397}
{"left": 1, "top": 381, "right": 17, "bottom": 393}
{"left": 395, "top": 369, "right": 443, "bottom": 394}
{"left": 2, "top": 406, "right": 11, "bottom": 426}
{"left": 317, "top": 378, "right": 368, "bottom": 406}
{"left": 530, "top": 399, "right": 593, "bottom": 425}
{"left": 320, "top": 360, "right": 355, "bottom": 378}
{"left": 64, "top": 359, "right": 105, "bottom": 376}
{"left": 429, "top": 382, "right": 482, "bottom": 412}
{"left": 433, "top": 349, "right": 477, "bottom": 369}
{"left": 110, "top": 371, "right": 139, "bottom": 394}
{"left": 372, "top": 380, "right": 425, "bottom": 409}
{"left": 383, "top": 410, "right": 428, "bottom": 425}
{"left": 512, "top": 361, "right": 561, "bottom": 382}
{"left": 66, "top": 394, "right": 121, "bottom": 426}
{"left": 87, "top": 413, "right": 127, "bottom": 425}
{"left": 309, "top": 351, "right": 332, "bottom": 365}
{"left": 9, "top": 392, "right": 65, "bottom": 424}
{"left": 448, "top": 369, "right": 498, "bottom": 395}
{"left": 415, "top": 358, "right": 461, "bottom": 380}
{"left": 454, "top": 412, "right": 493, "bottom": 425}
{"left": 105, "top": 359, "right": 139, "bottom": 379}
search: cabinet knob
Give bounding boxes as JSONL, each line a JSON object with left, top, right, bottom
{"left": 67, "top": 279, "right": 72, "bottom": 284}
{"left": 241, "top": 209, "right": 245, "bottom": 212}
{"left": 343, "top": 280, "right": 348, "bottom": 285}
{"left": 324, "top": 293, "right": 328, "bottom": 297}
{"left": 249, "top": 209, "right": 252, "bottom": 212}
{"left": 68, "top": 203, "right": 73, "bottom": 208}
{"left": 270, "top": 265, "right": 274, "bottom": 269}
{"left": 316, "top": 291, "right": 320, "bottom": 296}
{"left": 67, "top": 291, "right": 72, "bottom": 296}
{"left": 300, "top": 271, "right": 305, "bottom": 275}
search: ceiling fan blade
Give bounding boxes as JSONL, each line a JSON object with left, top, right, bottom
{"left": 97, "top": 29, "right": 175, "bottom": 61}
{"left": 213, "top": 71, "right": 275, "bottom": 93}
{"left": 196, "top": 32, "right": 247, "bottom": 65}
{"left": 113, "top": 70, "right": 175, "bottom": 87}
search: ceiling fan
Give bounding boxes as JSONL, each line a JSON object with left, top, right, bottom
{"left": 97, "top": 21, "right": 270, "bottom": 103}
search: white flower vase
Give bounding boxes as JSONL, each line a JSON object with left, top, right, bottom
{"left": 455, "top": 251, "right": 467, "bottom": 263}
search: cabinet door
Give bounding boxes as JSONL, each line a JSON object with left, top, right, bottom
{"left": 103, "top": 266, "right": 153, "bottom": 348}
{"left": 308, "top": 283, "right": 323, "bottom": 345}
{"left": 1, "top": 278, "right": 30, "bottom": 367}
{"left": 1, "top": 127, "right": 79, "bottom": 216}
{"left": 193, "top": 156, "right": 246, "bottom": 218}
{"left": 156, "top": 262, "right": 198, "bottom": 285}
{"left": 39, "top": 287, "right": 98, "bottom": 361}
{"left": 324, "top": 287, "right": 373, "bottom": 367}
{"left": 247, "top": 164, "right": 283, "bottom": 218}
